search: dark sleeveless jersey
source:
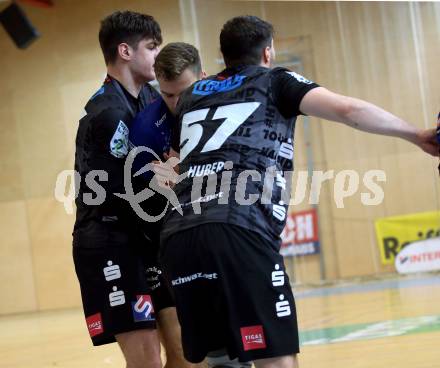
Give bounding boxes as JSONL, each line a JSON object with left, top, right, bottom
{"left": 161, "top": 65, "right": 319, "bottom": 246}
{"left": 73, "top": 76, "right": 159, "bottom": 247}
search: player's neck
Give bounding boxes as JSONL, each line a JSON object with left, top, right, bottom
{"left": 259, "top": 60, "right": 271, "bottom": 68}
{"left": 107, "top": 64, "right": 143, "bottom": 98}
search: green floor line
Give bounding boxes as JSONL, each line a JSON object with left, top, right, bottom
{"left": 299, "top": 315, "right": 440, "bottom": 346}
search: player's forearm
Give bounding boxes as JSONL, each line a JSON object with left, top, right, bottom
{"left": 341, "top": 97, "right": 420, "bottom": 144}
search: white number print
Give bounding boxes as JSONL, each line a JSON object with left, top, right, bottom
{"left": 179, "top": 102, "right": 261, "bottom": 161}
{"left": 180, "top": 108, "right": 209, "bottom": 163}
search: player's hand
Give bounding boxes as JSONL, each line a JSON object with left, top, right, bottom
{"left": 152, "top": 155, "right": 180, "bottom": 189}
{"left": 163, "top": 152, "right": 180, "bottom": 174}
{"left": 414, "top": 128, "right": 439, "bottom": 157}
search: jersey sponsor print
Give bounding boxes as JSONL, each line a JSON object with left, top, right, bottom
{"left": 86, "top": 312, "right": 104, "bottom": 337}
{"left": 240, "top": 325, "right": 267, "bottom": 351}
{"left": 132, "top": 294, "right": 155, "bottom": 322}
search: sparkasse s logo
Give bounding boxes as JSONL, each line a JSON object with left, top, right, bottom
{"left": 132, "top": 295, "right": 155, "bottom": 322}
{"left": 240, "top": 325, "right": 267, "bottom": 351}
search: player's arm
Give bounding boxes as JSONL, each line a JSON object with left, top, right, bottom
{"left": 90, "top": 106, "right": 130, "bottom": 183}
{"left": 159, "top": 94, "right": 187, "bottom": 171}
{"left": 88, "top": 105, "right": 139, "bottom": 217}
{"left": 299, "top": 86, "right": 438, "bottom": 156}
{"left": 151, "top": 95, "right": 187, "bottom": 188}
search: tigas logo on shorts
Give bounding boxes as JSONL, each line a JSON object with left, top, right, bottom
{"left": 240, "top": 325, "right": 267, "bottom": 351}
{"left": 86, "top": 313, "right": 104, "bottom": 337}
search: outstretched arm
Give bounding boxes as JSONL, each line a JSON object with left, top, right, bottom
{"left": 299, "top": 87, "right": 439, "bottom": 156}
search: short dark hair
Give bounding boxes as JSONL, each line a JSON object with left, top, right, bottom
{"left": 99, "top": 11, "right": 162, "bottom": 65}
{"left": 154, "top": 42, "right": 202, "bottom": 81}
{"left": 220, "top": 15, "right": 274, "bottom": 67}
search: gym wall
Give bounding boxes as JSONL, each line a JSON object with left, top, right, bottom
{"left": 0, "top": 1, "right": 438, "bottom": 314}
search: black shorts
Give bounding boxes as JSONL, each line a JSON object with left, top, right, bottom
{"left": 160, "top": 223, "right": 299, "bottom": 363}
{"left": 73, "top": 231, "right": 174, "bottom": 346}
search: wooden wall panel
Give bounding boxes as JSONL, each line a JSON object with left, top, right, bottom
{"left": 332, "top": 218, "right": 379, "bottom": 278}
{"left": 0, "top": 201, "right": 37, "bottom": 314}
{"left": 379, "top": 151, "right": 438, "bottom": 217}
{"left": 0, "top": 91, "right": 24, "bottom": 203}
{"left": 27, "top": 197, "right": 78, "bottom": 310}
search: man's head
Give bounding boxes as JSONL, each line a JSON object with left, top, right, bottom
{"left": 154, "top": 42, "right": 204, "bottom": 114}
{"left": 220, "top": 15, "right": 275, "bottom": 68}
{"left": 99, "top": 11, "right": 162, "bottom": 82}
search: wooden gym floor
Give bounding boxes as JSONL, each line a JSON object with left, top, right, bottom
{"left": 1, "top": 274, "right": 439, "bottom": 367}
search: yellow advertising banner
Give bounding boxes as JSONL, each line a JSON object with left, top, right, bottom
{"left": 375, "top": 211, "right": 440, "bottom": 265}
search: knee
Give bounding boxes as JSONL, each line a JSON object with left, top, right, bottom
{"left": 124, "top": 350, "right": 162, "bottom": 368}
{"left": 125, "top": 356, "right": 162, "bottom": 368}
{"left": 162, "top": 335, "right": 187, "bottom": 366}
{"left": 126, "top": 357, "right": 162, "bottom": 368}
{"left": 165, "top": 351, "right": 189, "bottom": 368}
{"left": 164, "top": 355, "right": 192, "bottom": 368}
{"left": 206, "top": 349, "right": 252, "bottom": 368}
{"left": 254, "top": 354, "right": 298, "bottom": 368}
{"left": 116, "top": 330, "right": 162, "bottom": 368}
{"left": 292, "top": 354, "right": 299, "bottom": 368}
